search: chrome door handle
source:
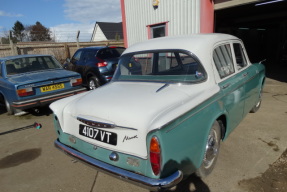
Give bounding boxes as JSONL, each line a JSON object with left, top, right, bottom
{"left": 243, "top": 72, "right": 248, "bottom": 77}
{"left": 222, "top": 83, "right": 230, "bottom": 89}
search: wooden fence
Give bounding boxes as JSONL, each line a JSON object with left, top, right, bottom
{"left": 0, "top": 41, "right": 124, "bottom": 64}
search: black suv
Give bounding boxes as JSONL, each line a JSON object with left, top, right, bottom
{"left": 64, "top": 46, "right": 125, "bottom": 89}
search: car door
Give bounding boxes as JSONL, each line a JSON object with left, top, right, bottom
{"left": 213, "top": 43, "right": 246, "bottom": 133}
{"left": 81, "top": 50, "right": 97, "bottom": 74}
{"left": 70, "top": 50, "right": 83, "bottom": 74}
{"left": 233, "top": 42, "right": 261, "bottom": 116}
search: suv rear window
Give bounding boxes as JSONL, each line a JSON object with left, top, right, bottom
{"left": 97, "top": 48, "right": 125, "bottom": 59}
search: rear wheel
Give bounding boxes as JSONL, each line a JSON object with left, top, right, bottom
{"left": 196, "top": 120, "right": 221, "bottom": 178}
{"left": 5, "top": 98, "right": 14, "bottom": 115}
{"left": 250, "top": 87, "right": 263, "bottom": 113}
{"left": 88, "top": 76, "right": 100, "bottom": 90}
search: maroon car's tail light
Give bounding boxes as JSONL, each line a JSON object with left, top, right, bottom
{"left": 150, "top": 136, "right": 161, "bottom": 176}
{"left": 17, "top": 87, "right": 34, "bottom": 97}
{"left": 96, "top": 57, "right": 108, "bottom": 67}
{"left": 70, "top": 78, "right": 82, "bottom": 86}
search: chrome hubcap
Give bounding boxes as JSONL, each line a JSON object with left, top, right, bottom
{"left": 255, "top": 89, "right": 262, "bottom": 108}
{"left": 89, "top": 80, "right": 96, "bottom": 90}
{"left": 203, "top": 128, "right": 219, "bottom": 169}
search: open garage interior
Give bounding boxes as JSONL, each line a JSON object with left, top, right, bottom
{"left": 215, "top": 0, "right": 287, "bottom": 82}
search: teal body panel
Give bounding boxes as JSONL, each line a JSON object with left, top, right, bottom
{"left": 243, "top": 63, "right": 265, "bottom": 115}
{"left": 218, "top": 70, "right": 245, "bottom": 134}
{"left": 147, "top": 93, "right": 226, "bottom": 178}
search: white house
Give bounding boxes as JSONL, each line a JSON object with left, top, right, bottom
{"left": 91, "top": 22, "right": 123, "bottom": 42}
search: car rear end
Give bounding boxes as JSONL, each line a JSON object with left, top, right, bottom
{"left": 11, "top": 71, "right": 86, "bottom": 111}
{"left": 96, "top": 47, "right": 125, "bottom": 81}
{"left": 4, "top": 55, "right": 87, "bottom": 112}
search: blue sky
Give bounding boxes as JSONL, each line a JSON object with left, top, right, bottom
{"left": 0, "top": 0, "right": 122, "bottom": 42}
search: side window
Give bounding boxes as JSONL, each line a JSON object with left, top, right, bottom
{"left": 233, "top": 43, "right": 248, "bottom": 70}
{"left": 71, "top": 50, "right": 82, "bottom": 63}
{"left": 82, "top": 51, "right": 95, "bottom": 62}
{"left": 213, "top": 44, "right": 235, "bottom": 79}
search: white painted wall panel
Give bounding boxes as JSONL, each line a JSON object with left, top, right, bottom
{"left": 124, "top": 0, "right": 201, "bottom": 47}
{"left": 91, "top": 25, "right": 107, "bottom": 42}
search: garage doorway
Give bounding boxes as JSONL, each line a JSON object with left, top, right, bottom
{"left": 215, "top": 0, "right": 287, "bottom": 82}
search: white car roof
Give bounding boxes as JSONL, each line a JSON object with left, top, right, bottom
{"left": 123, "top": 33, "right": 242, "bottom": 85}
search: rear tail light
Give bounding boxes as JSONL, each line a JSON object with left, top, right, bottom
{"left": 96, "top": 57, "right": 108, "bottom": 67}
{"left": 70, "top": 78, "right": 82, "bottom": 86}
{"left": 17, "top": 87, "right": 34, "bottom": 97}
{"left": 150, "top": 136, "right": 161, "bottom": 176}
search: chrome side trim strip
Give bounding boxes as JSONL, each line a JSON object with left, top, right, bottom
{"left": 77, "top": 117, "right": 138, "bottom": 130}
{"left": 54, "top": 140, "right": 183, "bottom": 191}
{"left": 77, "top": 117, "right": 115, "bottom": 128}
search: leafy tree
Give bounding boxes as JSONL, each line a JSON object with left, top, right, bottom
{"left": 12, "top": 20, "right": 25, "bottom": 42}
{"left": 29, "top": 21, "right": 52, "bottom": 41}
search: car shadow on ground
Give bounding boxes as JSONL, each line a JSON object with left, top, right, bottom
{"left": 0, "top": 105, "right": 52, "bottom": 117}
{"left": 0, "top": 105, "right": 6, "bottom": 115}
{"left": 159, "top": 174, "right": 210, "bottom": 192}
{"left": 26, "top": 106, "right": 53, "bottom": 116}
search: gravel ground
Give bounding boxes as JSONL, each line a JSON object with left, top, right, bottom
{"left": 238, "top": 149, "right": 287, "bottom": 192}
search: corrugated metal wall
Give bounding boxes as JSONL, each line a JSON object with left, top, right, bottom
{"left": 124, "top": 0, "right": 201, "bottom": 46}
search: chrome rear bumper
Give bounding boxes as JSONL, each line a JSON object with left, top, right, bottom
{"left": 54, "top": 140, "right": 183, "bottom": 191}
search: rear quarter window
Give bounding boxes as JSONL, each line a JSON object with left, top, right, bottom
{"left": 213, "top": 44, "right": 235, "bottom": 79}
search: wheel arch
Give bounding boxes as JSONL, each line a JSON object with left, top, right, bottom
{"left": 216, "top": 114, "right": 227, "bottom": 140}
{"left": 0, "top": 92, "right": 4, "bottom": 104}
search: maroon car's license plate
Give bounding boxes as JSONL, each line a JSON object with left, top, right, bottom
{"left": 79, "top": 124, "right": 117, "bottom": 145}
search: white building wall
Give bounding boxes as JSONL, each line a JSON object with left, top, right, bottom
{"left": 91, "top": 24, "right": 107, "bottom": 42}
{"left": 124, "top": 0, "right": 201, "bottom": 47}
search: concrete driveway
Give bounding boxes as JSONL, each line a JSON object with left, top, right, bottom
{"left": 0, "top": 78, "right": 286, "bottom": 192}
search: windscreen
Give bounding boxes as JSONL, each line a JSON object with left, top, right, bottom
{"left": 113, "top": 50, "right": 206, "bottom": 83}
{"left": 5, "top": 56, "right": 62, "bottom": 75}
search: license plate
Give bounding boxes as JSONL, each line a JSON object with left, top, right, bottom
{"left": 79, "top": 124, "right": 117, "bottom": 146}
{"left": 40, "top": 83, "right": 64, "bottom": 92}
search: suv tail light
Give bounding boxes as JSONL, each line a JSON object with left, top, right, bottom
{"left": 70, "top": 78, "right": 82, "bottom": 86}
{"left": 96, "top": 57, "right": 108, "bottom": 67}
{"left": 150, "top": 136, "right": 161, "bottom": 176}
{"left": 17, "top": 87, "right": 34, "bottom": 97}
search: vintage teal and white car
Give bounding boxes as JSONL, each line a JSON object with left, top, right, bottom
{"left": 50, "top": 34, "right": 265, "bottom": 191}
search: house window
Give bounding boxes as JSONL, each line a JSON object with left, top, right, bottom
{"left": 152, "top": 24, "right": 165, "bottom": 38}
{"left": 147, "top": 22, "right": 168, "bottom": 39}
